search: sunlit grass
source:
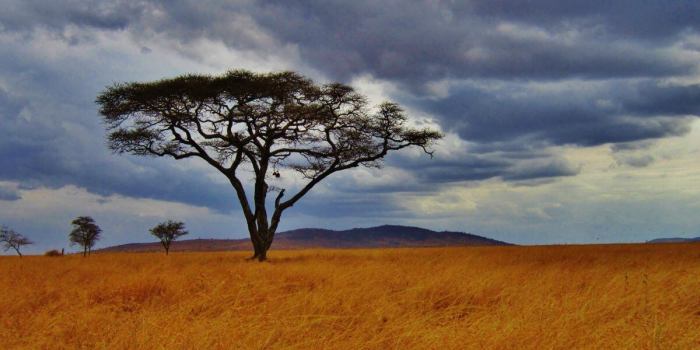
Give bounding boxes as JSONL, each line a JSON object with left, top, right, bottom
{"left": 2, "top": 244, "right": 699, "bottom": 349}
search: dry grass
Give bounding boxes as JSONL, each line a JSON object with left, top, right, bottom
{"left": 1, "top": 244, "right": 700, "bottom": 349}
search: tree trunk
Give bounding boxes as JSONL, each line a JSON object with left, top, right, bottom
{"left": 255, "top": 237, "right": 269, "bottom": 262}
{"left": 248, "top": 228, "right": 265, "bottom": 261}
{"left": 13, "top": 247, "right": 22, "bottom": 258}
{"left": 257, "top": 246, "right": 268, "bottom": 262}
{"left": 248, "top": 230, "right": 272, "bottom": 262}
{"left": 258, "top": 226, "right": 277, "bottom": 262}
{"left": 83, "top": 246, "right": 87, "bottom": 257}
{"left": 250, "top": 237, "right": 269, "bottom": 261}
{"left": 250, "top": 243, "right": 261, "bottom": 260}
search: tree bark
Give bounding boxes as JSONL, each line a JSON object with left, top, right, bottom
{"left": 13, "top": 246, "right": 22, "bottom": 258}
{"left": 250, "top": 243, "right": 261, "bottom": 260}
{"left": 257, "top": 247, "right": 268, "bottom": 262}
{"left": 255, "top": 238, "right": 269, "bottom": 262}
{"left": 248, "top": 228, "right": 272, "bottom": 261}
{"left": 250, "top": 236, "right": 269, "bottom": 261}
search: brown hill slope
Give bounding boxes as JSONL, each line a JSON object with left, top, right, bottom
{"left": 98, "top": 225, "right": 510, "bottom": 253}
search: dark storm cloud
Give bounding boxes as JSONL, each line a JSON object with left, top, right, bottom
{"left": 464, "top": 0, "right": 700, "bottom": 41}
{"left": 250, "top": 1, "right": 695, "bottom": 83}
{"left": 2, "top": 1, "right": 696, "bottom": 82}
{"left": 1, "top": 0, "right": 700, "bottom": 217}
{"left": 422, "top": 80, "right": 698, "bottom": 148}
{"left": 0, "top": 1, "right": 149, "bottom": 32}
{"left": 0, "top": 76, "right": 235, "bottom": 211}
{"left": 386, "top": 152, "right": 580, "bottom": 185}
{"left": 621, "top": 83, "right": 700, "bottom": 116}
{"left": 389, "top": 156, "right": 508, "bottom": 184}
{"left": 501, "top": 159, "right": 580, "bottom": 181}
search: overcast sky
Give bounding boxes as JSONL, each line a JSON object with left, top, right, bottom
{"left": 1, "top": 1, "right": 700, "bottom": 252}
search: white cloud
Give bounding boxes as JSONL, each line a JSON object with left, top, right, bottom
{"left": 0, "top": 183, "right": 245, "bottom": 254}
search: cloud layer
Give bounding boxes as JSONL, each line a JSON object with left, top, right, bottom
{"left": 1, "top": 1, "right": 700, "bottom": 251}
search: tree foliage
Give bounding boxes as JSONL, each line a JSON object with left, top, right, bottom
{"left": 97, "top": 69, "right": 442, "bottom": 261}
{"left": 0, "top": 226, "right": 33, "bottom": 257}
{"left": 69, "top": 216, "right": 102, "bottom": 257}
{"left": 149, "top": 220, "right": 188, "bottom": 255}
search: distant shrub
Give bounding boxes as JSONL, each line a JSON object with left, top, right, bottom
{"left": 44, "top": 249, "right": 62, "bottom": 257}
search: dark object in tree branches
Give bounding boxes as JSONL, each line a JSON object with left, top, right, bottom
{"left": 97, "top": 69, "right": 442, "bottom": 261}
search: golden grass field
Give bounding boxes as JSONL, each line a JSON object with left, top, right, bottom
{"left": 2, "top": 244, "right": 700, "bottom": 349}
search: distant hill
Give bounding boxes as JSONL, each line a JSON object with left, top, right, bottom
{"left": 98, "top": 225, "right": 510, "bottom": 253}
{"left": 646, "top": 237, "right": 700, "bottom": 244}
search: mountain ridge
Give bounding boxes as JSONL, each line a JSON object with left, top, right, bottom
{"left": 98, "top": 225, "right": 510, "bottom": 253}
{"left": 646, "top": 236, "right": 700, "bottom": 244}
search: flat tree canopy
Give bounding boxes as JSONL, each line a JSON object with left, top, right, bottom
{"left": 150, "top": 220, "right": 188, "bottom": 255}
{"left": 97, "top": 69, "right": 442, "bottom": 261}
{"left": 69, "top": 216, "right": 102, "bottom": 257}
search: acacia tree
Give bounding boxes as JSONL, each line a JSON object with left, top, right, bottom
{"left": 0, "top": 226, "right": 33, "bottom": 257}
{"left": 150, "top": 220, "right": 188, "bottom": 255}
{"left": 69, "top": 216, "right": 102, "bottom": 257}
{"left": 97, "top": 70, "right": 442, "bottom": 261}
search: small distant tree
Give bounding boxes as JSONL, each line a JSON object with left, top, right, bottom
{"left": 69, "top": 216, "right": 102, "bottom": 257}
{"left": 149, "top": 220, "right": 188, "bottom": 255}
{"left": 0, "top": 226, "right": 33, "bottom": 257}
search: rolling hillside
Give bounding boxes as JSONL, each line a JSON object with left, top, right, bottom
{"left": 98, "top": 225, "right": 509, "bottom": 253}
{"left": 646, "top": 236, "right": 700, "bottom": 243}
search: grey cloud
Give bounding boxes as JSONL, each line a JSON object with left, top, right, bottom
{"left": 1, "top": 0, "right": 699, "bottom": 223}
{"left": 2, "top": 1, "right": 695, "bottom": 83}
{"left": 463, "top": 1, "right": 700, "bottom": 42}
{"left": 410, "top": 159, "right": 508, "bottom": 183}
{"left": 293, "top": 191, "right": 410, "bottom": 219}
{"left": 610, "top": 140, "right": 656, "bottom": 152}
{"left": 0, "top": 1, "right": 150, "bottom": 32}
{"left": 421, "top": 80, "right": 699, "bottom": 148}
{"left": 387, "top": 152, "right": 579, "bottom": 185}
{"left": 251, "top": 1, "right": 694, "bottom": 83}
{"left": 615, "top": 155, "right": 655, "bottom": 168}
{"left": 621, "top": 83, "right": 700, "bottom": 116}
{"left": 0, "top": 184, "right": 21, "bottom": 201}
{"left": 502, "top": 159, "right": 581, "bottom": 181}
{"left": 610, "top": 141, "right": 657, "bottom": 168}
{"left": 0, "top": 75, "right": 236, "bottom": 212}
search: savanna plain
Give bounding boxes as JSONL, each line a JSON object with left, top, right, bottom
{"left": 2, "top": 244, "right": 700, "bottom": 349}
